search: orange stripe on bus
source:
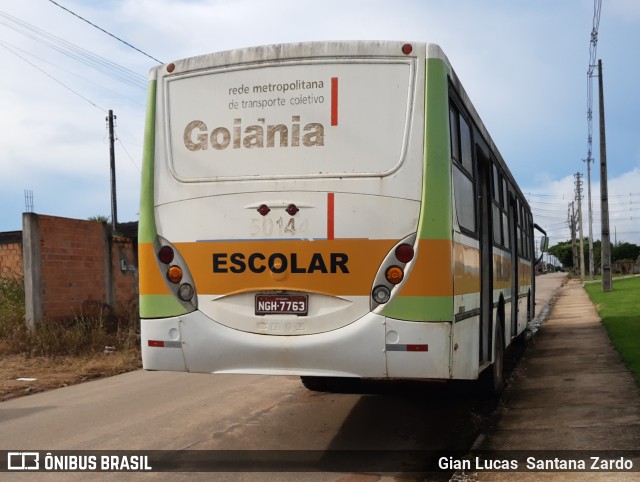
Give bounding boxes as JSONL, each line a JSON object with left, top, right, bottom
{"left": 397, "top": 239, "right": 454, "bottom": 296}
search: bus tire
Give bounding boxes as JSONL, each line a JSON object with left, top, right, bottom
{"left": 300, "top": 376, "right": 360, "bottom": 393}
{"left": 300, "top": 376, "right": 331, "bottom": 392}
{"left": 480, "top": 321, "right": 505, "bottom": 396}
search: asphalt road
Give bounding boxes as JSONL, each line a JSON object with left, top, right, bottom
{"left": 0, "top": 273, "right": 566, "bottom": 481}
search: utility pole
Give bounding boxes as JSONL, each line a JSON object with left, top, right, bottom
{"left": 598, "top": 59, "right": 612, "bottom": 291}
{"left": 107, "top": 110, "right": 118, "bottom": 232}
{"left": 569, "top": 202, "right": 578, "bottom": 275}
{"left": 583, "top": 157, "right": 595, "bottom": 280}
{"left": 575, "top": 173, "right": 585, "bottom": 279}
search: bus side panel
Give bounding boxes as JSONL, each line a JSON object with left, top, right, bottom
{"left": 381, "top": 57, "right": 453, "bottom": 323}
{"left": 451, "top": 316, "right": 480, "bottom": 379}
{"left": 385, "top": 318, "right": 451, "bottom": 378}
{"left": 139, "top": 77, "right": 189, "bottom": 319}
{"left": 141, "top": 317, "right": 186, "bottom": 371}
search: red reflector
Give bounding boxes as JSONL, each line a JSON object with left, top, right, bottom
{"left": 402, "top": 43, "right": 413, "bottom": 55}
{"left": 257, "top": 204, "right": 270, "bottom": 216}
{"left": 148, "top": 340, "right": 165, "bottom": 347}
{"left": 407, "top": 344, "right": 428, "bottom": 352}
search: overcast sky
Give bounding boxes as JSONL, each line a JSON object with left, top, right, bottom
{"left": 1, "top": 0, "right": 639, "bottom": 246}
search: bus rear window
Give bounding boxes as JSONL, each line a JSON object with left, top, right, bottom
{"left": 164, "top": 60, "right": 415, "bottom": 181}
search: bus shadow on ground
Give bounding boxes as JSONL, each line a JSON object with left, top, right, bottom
{"left": 316, "top": 379, "right": 497, "bottom": 478}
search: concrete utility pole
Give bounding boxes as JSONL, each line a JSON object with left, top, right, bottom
{"left": 583, "top": 157, "right": 595, "bottom": 280}
{"left": 569, "top": 202, "right": 578, "bottom": 275}
{"left": 598, "top": 59, "right": 612, "bottom": 291}
{"left": 107, "top": 110, "right": 118, "bottom": 232}
{"left": 575, "top": 173, "right": 585, "bottom": 279}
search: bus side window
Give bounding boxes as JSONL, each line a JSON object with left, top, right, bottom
{"left": 501, "top": 178, "right": 510, "bottom": 249}
{"left": 459, "top": 115, "right": 473, "bottom": 174}
{"left": 449, "top": 106, "right": 460, "bottom": 163}
{"left": 450, "top": 101, "right": 476, "bottom": 234}
{"left": 491, "top": 165, "right": 503, "bottom": 246}
{"left": 453, "top": 166, "right": 476, "bottom": 232}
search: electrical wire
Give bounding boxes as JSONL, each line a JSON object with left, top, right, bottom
{"left": 0, "top": 10, "right": 146, "bottom": 89}
{"left": 47, "top": 0, "right": 163, "bottom": 64}
{"left": 0, "top": 39, "right": 105, "bottom": 112}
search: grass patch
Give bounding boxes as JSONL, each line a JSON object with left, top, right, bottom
{"left": 584, "top": 276, "right": 640, "bottom": 384}
{"left": 1, "top": 275, "right": 141, "bottom": 401}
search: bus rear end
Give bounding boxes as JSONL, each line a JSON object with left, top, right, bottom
{"left": 139, "top": 41, "right": 454, "bottom": 380}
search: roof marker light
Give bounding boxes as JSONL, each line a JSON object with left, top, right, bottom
{"left": 258, "top": 204, "right": 271, "bottom": 216}
{"left": 402, "top": 44, "right": 413, "bottom": 55}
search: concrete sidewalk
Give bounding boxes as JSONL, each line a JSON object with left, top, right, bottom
{"left": 472, "top": 278, "right": 640, "bottom": 481}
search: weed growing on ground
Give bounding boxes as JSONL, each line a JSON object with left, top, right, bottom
{"left": 1, "top": 274, "right": 139, "bottom": 358}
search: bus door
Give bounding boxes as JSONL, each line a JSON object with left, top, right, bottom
{"left": 476, "top": 148, "right": 493, "bottom": 365}
{"left": 510, "top": 194, "right": 519, "bottom": 338}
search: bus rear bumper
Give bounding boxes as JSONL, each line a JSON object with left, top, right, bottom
{"left": 141, "top": 311, "right": 452, "bottom": 379}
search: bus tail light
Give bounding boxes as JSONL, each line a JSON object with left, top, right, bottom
{"left": 395, "top": 244, "right": 414, "bottom": 263}
{"left": 372, "top": 285, "right": 391, "bottom": 304}
{"left": 385, "top": 266, "right": 404, "bottom": 284}
{"left": 158, "top": 246, "right": 175, "bottom": 264}
{"left": 167, "top": 266, "right": 183, "bottom": 283}
{"left": 370, "top": 233, "right": 417, "bottom": 310}
{"left": 178, "top": 283, "right": 195, "bottom": 301}
{"left": 154, "top": 236, "right": 198, "bottom": 311}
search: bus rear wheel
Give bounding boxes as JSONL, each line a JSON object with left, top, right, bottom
{"left": 300, "top": 376, "right": 360, "bottom": 393}
{"left": 480, "top": 321, "right": 505, "bottom": 396}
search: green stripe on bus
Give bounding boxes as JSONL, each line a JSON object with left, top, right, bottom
{"left": 418, "top": 58, "right": 452, "bottom": 241}
{"left": 381, "top": 296, "right": 453, "bottom": 322}
{"left": 140, "top": 294, "right": 188, "bottom": 319}
{"left": 139, "top": 80, "right": 158, "bottom": 244}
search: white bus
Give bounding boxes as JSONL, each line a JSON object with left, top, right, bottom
{"left": 139, "top": 41, "right": 546, "bottom": 393}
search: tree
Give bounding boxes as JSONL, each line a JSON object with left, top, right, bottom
{"left": 549, "top": 238, "right": 602, "bottom": 271}
{"left": 612, "top": 242, "right": 640, "bottom": 262}
{"left": 548, "top": 240, "right": 574, "bottom": 268}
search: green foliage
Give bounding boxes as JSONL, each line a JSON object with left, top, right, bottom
{"left": 0, "top": 275, "right": 25, "bottom": 324}
{"left": 548, "top": 240, "right": 574, "bottom": 267}
{"left": 549, "top": 239, "right": 603, "bottom": 269}
{"left": 585, "top": 277, "right": 640, "bottom": 384}
{"left": 612, "top": 242, "right": 640, "bottom": 262}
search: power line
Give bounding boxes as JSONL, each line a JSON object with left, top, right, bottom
{"left": 0, "top": 10, "right": 146, "bottom": 89}
{"left": 0, "top": 39, "right": 105, "bottom": 111}
{"left": 0, "top": 37, "right": 144, "bottom": 106}
{"left": 47, "top": 0, "right": 163, "bottom": 64}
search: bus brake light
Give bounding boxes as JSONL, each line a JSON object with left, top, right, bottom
{"left": 395, "top": 244, "right": 414, "bottom": 263}
{"left": 158, "top": 246, "right": 175, "bottom": 264}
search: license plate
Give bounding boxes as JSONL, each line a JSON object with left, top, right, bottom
{"left": 255, "top": 294, "right": 308, "bottom": 316}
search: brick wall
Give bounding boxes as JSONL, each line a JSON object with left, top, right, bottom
{"left": 22, "top": 214, "right": 138, "bottom": 325}
{"left": 0, "top": 232, "right": 23, "bottom": 278}
{"left": 110, "top": 234, "right": 138, "bottom": 316}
